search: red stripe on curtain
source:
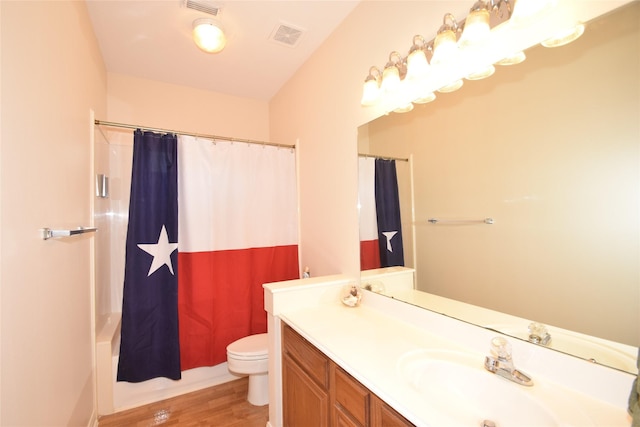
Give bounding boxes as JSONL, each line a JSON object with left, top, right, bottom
{"left": 360, "top": 239, "right": 381, "bottom": 271}
{"left": 178, "top": 245, "right": 299, "bottom": 370}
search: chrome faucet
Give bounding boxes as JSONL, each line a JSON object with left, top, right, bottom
{"left": 484, "top": 336, "right": 534, "bottom": 386}
{"left": 528, "top": 322, "right": 552, "bottom": 346}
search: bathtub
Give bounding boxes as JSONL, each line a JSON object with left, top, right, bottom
{"left": 96, "top": 313, "right": 238, "bottom": 415}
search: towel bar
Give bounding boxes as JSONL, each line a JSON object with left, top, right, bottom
{"left": 40, "top": 227, "right": 97, "bottom": 240}
{"left": 428, "top": 218, "right": 494, "bottom": 225}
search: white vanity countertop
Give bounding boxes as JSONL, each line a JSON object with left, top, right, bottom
{"left": 279, "top": 299, "right": 633, "bottom": 427}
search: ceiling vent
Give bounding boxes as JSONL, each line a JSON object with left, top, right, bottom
{"left": 270, "top": 23, "right": 304, "bottom": 48}
{"left": 184, "top": 0, "right": 220, "bottom": 16}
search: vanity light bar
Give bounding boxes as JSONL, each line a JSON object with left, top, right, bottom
{"left": 361, "top": 0, "right": 586, "bottom": 114}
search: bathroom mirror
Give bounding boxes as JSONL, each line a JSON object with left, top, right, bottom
{"left": 358, "top": 2, "right": 639, "bottom": 374}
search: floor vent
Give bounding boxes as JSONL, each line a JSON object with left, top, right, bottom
{"left": 270, "top": 23, "right": 304, "bottom": 47}
{"left": 184, "top": 0, "right": 220, "bottom": 16}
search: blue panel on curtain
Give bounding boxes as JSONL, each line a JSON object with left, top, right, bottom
{"left": 117, "top": 130, "right": 181, "bottom": 382}
{"left": 375, "top": 159, "right": 404, "bottom": 267}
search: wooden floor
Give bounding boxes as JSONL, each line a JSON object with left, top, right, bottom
{"left": 98, "top": 377, "right": 269, "bottom": 427}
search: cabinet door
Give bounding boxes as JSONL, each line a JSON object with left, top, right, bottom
{"left": 283, "top": 353, "right": 329, "bottom": 427}
{"left": 371, "top": 395, "right": 414, "bottom": 427}
{"left": 332, "top": 364, "right": 370, "bottom": 427}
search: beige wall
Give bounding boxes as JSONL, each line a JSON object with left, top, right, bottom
{"left": 106, "top": 73, "right": 270, "bottom": 140}
{"left": 1, "top": 1, "right": 107, "bottom": 425}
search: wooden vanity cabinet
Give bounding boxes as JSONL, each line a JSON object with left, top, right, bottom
{"left": 282, "top": 323, "right": 413, "bottom": 427}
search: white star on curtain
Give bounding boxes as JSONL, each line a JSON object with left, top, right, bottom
{"left": 137, "top": 225, "right": 178, "bottom": 276}
{"left": 382, "top": 231, "right": 398, "bottom": 252}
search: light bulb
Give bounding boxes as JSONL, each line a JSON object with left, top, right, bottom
{"left": 541, "top": 23, "right": 585, "bottom": 48}
{"left": 459, "top": 8, "right": 491, "bottom": 47}
{"left": 361, "top": 78, "right": 380, "bottom": 106}
{"left": 381, "top": 65, "right": 400, "bottom": 94}
{"left": 431, "top": 30, "right": 458, "bottom": 65}
{"left": 406, "top": 48, "right": 429, "bottom": 81}
{"left": 437, "top": 79, "right": 463, "bottom": 93}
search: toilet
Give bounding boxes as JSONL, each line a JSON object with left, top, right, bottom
{"left": 226, "top": 333, "right": 269, "bottom": 406}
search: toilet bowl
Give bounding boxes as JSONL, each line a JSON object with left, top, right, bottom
{"left": 226, "top": 333, "right": 269, "bottom": 406}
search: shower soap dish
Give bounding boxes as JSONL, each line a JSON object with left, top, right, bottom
{"left": 341, "top": 284, "right": 362, "bottom": 307}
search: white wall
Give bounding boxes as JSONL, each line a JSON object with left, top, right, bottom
{"left": 1, "top": 1, "right": 107, "bottom": 425}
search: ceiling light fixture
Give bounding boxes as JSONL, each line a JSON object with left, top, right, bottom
{"left": 193, "top": 18, "right": 226, "bottom": 53}
{"left": 360, "top": 0, "right": 587, "bottom": 113}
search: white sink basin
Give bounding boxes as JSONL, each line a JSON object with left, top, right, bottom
{"left": 486, "top": 324, "right": 638, "bottom": 373}
{"left": 397, "top": 349, "right": 563, "bottom": 427}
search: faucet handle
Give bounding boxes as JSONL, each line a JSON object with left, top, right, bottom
{"left": 528, "top": 322, "right": 550, "bottom": 344}
{"left": 490, "top": 336, "right": 512, "bottom": 360}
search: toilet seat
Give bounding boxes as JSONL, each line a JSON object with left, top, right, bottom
{"left": 227, "top": 333, "right": 268, "bottom": 360}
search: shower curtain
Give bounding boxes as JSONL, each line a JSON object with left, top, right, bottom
{"left": 359, "top": 157, "right": 380, "bottom": 270}
{"left": 359, "top": 157, "right": 404, "bottom": 270}
{"left": 375, "top": 158, "right": 404, "bottom": 267}
{"left": 118, "top": 131, "right": 299, "bottom": 382}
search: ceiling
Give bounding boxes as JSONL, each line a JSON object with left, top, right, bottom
{"left": 86, "top": 0, "right": 362, "bottom": 101}
{"left": 86, "top": 1, "right": 627, "bottom": 103}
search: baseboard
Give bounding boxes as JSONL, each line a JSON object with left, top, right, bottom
{"left": 87, "top": 409, "right": 99, "bottom": 427}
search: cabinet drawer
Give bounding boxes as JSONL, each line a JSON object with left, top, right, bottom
{"left": 283, "top": 324, "right": 329, "bottom": 389}
{"left": 333, "top": 365, "right": 369, "bottom": 426}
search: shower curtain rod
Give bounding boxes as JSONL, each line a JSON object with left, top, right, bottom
{"left": 94, "top": 119, "right": 295, "bottom": 150}
{"left": 358, "top": 153, "right": 409, "bottom": 162}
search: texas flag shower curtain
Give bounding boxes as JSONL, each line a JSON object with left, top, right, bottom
{"left": 359, "top": 157, "right": 404, "bottom": 270}
{"left": 117, "top": 131, "right": 299, "bottom": 383}
{"left": 359, "top": 157, "right": 381, "bottom": 270}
